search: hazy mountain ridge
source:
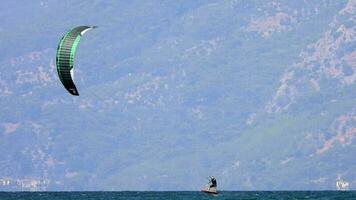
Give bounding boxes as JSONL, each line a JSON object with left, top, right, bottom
{"left": 267, "top": 0, "right": 355, "bottom": 113}
{"left": 0, "top": 0, "right": 354, "bottom": 191}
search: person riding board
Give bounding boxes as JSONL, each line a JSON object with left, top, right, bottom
{"left": 209, "top": 176, "right": 217, "bottom": 189}
{"left": 201, "top": 176, "right": 218, "bottom": 194}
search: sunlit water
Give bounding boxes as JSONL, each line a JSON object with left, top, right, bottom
{"left": 0, "top": 191, "right": 355, "bottom": 200}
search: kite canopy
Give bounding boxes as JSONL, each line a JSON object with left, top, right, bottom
{"left": 56, "top": 26, "right": 96, "bottom": 96}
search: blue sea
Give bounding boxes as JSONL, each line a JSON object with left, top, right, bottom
{"left": 0, "top": 191, "right": 355, "bottom": 200}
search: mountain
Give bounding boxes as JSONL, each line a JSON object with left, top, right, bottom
{"left": 0, "top": 0, "right": 354, "bottom": 191}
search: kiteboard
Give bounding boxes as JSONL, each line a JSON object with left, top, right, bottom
{"left": 201, "top": 188, "right": 218, "bottom": 195}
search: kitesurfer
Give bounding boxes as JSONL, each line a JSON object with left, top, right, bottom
{"left": 201, "top": 176, "right": 218, "bottom": 194}
{"left": 209, "top": 176, "right": 217, "bottom": 188}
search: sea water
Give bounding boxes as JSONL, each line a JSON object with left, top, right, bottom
{"left": 0, "top": 191, "right": 355, "bottom": 200}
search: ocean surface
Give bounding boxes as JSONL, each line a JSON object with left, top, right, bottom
{"left": 0, "top": 191, "right": 355, "bottom": 200}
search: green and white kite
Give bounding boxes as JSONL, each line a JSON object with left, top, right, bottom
{"left": 56, "top": 26, "right": 96, "bottom": 96}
